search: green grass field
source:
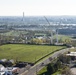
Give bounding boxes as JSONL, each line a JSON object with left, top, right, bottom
{"left": 53, "top": 34, "right": 71, "bottom": 41}
{"left": 0, "top": 30, "right": 28, "bottom": 36}
{"left": 0, "top": 44, "right": 66, "bottom": 63}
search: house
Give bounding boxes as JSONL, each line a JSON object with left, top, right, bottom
{"left": 66, "top": 52, "right": 76, "bottom": 57}
{"left": 1, "top": 59, "right": 7, "bottom": 62}
{"left": 0, "top": 64, "right": 5, "bottom": 75}
{"left": 0, "top": 64, "right": 19, "bottom": 75}
{"left": 66, "top": 52, "right": 76, "bottom": 60}
{"left": 5, "top": 67, "right": 19, "bottom": 75}
{"left": 8, "top": 59, "right": 14, "bottom": 64}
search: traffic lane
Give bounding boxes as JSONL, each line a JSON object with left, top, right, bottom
{"left": 21, "top": 48, "right": 70, "bottom": 75}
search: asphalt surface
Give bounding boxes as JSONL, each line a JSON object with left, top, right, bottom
{"left": 70, "top": 68, "right": 76, "bottom": 75}
{"left": 20, "top": 48, "right": 70, "bottom": 75}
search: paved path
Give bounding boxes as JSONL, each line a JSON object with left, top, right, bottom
{"left": 70, "top": 68, "right": 76, "bottom": 75}
{"left": 20, "top": 48, "right": 70, "bottom": 75}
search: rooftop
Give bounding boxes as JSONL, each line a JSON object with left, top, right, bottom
{"left": 66, "top": 52, "right": 76, "bottom": 56}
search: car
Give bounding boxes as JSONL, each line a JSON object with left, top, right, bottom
{"left": 41, "top": 63, "right": 44, "bottom": 66}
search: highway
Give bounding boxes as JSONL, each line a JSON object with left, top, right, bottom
{"left": 20, "top": 48, "right": 70, "bottom": 75}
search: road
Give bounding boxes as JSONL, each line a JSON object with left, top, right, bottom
{"left": 20, "top": 48, "right": 70, "bottom": 75}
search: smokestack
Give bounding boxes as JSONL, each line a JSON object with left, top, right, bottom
{"left": 56, "top": 29, "right": 58, "bottom": 43}
{"left": 23, "top": 12, "right": 24, "bottom": 22}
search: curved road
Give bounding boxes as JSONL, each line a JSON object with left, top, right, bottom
{"left": 20, "top": 48, "right": 70, "bottom": 75}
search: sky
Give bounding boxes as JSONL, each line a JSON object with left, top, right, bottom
{"left": 0, "top": 0, "right": 76, "bottom": 16}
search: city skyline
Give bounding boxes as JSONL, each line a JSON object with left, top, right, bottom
{"left": 0, "top": 0, "right": 76, "bottom": 16}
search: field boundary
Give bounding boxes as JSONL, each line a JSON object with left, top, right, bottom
{"left": 34, "top": 47, "right": 66, "bottom": 64}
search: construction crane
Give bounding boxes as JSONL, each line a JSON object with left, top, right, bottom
{"left": 44, "top": 16, "right": 53, "bottom": 44}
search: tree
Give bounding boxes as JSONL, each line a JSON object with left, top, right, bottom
{"left": 61, "top": 66, "right": 72, "bottom": 75}
{"left": 57, "top": 60, "right": 62, "bottom": 69}
{"left": 31, "top": 38, "right": 43, "bottom": 44}
{"left": 58, "top": 54, "right": 71, "bottom": 64}
{"left": 47, "top": 63, "right": 55, "bottom": 74}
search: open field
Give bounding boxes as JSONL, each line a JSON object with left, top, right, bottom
{"left": 0, "top": 44, "right": 66, "bottom": 63}
{"left": 0, "top": 30, "right": 28, "bottom": 36}
{"left": 53, "top": 34, "right": 71, "bottom": 41}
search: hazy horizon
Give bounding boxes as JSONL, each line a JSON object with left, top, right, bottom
{"left": 0, "top": 0, "right": 76, "bottom": 16}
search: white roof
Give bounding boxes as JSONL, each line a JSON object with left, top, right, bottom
{"left": 0, "top": 65, "right": 5, "bottom": 69}
{"left": 70, "top": 52, "right": 76, "bottom": 54}
{"left": 0, "top": 72, "right": 5, "bottom": 75}
{"left": 66, "top": 52, "right": 76, "bottom": 56}
{"left": 0, "top": 65, "right": 5, "bottom": 75}
{"left": 66, "top": 54, "right": 76, "bottom": 56}
{"left": 6, "top": 67, "right": 18, "bottom": 71}
{"left": 0, "top": 65, "right": 3, "bottom": 68}
{"left": 1, "top": 59, "right": 7, "bottom": 62}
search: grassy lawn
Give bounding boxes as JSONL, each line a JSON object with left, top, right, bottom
{"left": 52, "top": 71, "right": 61, "bottom": 75}
{"left": 38, "top": 67, "right": 47, "bottom": 75}
{"left": 0, "top": 44, "right": 66, "bottom": 63}
{"left": 53, "top": 35, "right": 71, "bottom": 41}
{"left": 1, "top": 30, "right": 28, "bottom": 36}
